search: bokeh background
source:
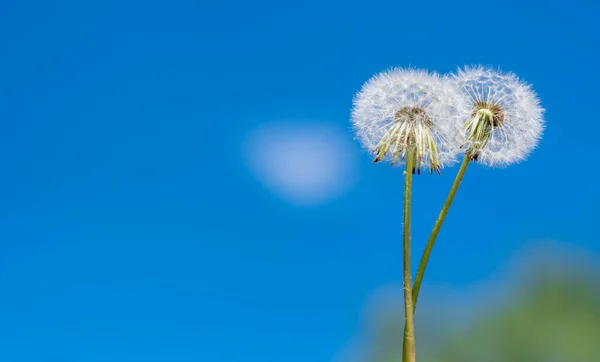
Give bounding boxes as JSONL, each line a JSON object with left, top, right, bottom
{"left": 0, "top": 1, "right": 599, "bottom": 361}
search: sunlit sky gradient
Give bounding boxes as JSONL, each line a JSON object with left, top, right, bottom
{"left": 1, "top": 1, "right": 599, "bottom": 361}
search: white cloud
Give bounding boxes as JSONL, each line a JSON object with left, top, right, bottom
{"left": 243, "top": 121, "right": 358, "bottom": 206}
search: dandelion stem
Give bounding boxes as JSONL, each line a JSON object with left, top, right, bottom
{"left": 413, "top": 156, "right": 470, "bottom": 304}
{"left": 401, "top": 155, "right": 470, "bottom": 362}
{"left": 402, "top": 151, "right": 417, "bottom": 362}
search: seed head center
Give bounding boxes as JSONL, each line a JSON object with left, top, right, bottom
{"left": 463, "top": 101, "right": 506, "bottom": 160}
{"left": 394, "top": 107, "right": 434, "bottom": 128}
{"left": 474, "top": 101, "right": 504, "bottom": 127}
{"left": 373, "top": 107, "right": 440, "bottom": 174}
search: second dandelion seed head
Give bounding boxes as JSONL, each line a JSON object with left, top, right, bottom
{"left": 453, "top": 66, "right": 545, "bottom": 166}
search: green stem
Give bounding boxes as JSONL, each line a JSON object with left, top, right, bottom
{"left": 413, "top": 156, "right": 470, "bottom": 304}
{"left": 402, "top": 151, "right": 417, "bottom": 362}
{"left": 401, "top": 156, "right": 471, "bottom": 362}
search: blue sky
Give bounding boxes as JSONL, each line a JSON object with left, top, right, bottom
{"left": 0, "top": 1, "right": 599, "bottom": 361}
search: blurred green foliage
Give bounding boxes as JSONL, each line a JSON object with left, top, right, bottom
{"left": 367, "top": 269, "right": 600, "bottom": 362}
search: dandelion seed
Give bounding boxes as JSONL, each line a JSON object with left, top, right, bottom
{"left": 351, "top": 68, "right": 469, "bottom": 174}
{"left": 452, "top": 66, "right": 545, "bottom": 166}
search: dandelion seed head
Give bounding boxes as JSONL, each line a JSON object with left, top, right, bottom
{"left": 453, "top": 66, "right": 545, "bottom": 167}
{"left": 351, "top": 68, "right": 470, "bottom": 173}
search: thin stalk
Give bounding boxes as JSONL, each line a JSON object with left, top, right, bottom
{"left": 413, "top": 156, "right": 470, "bottom": 304}
{"left": 402, "top": 156, "right": 471, "bottom": 362}
{"left": 402, "top": 151, "right": 417, "bottom": 362}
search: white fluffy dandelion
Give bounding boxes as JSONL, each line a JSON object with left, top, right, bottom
{"left": 352, "top": 68, "right": 470, "bottom": 174}
{"left": 452, "top": 66, "right": 545, "bottom": 167}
